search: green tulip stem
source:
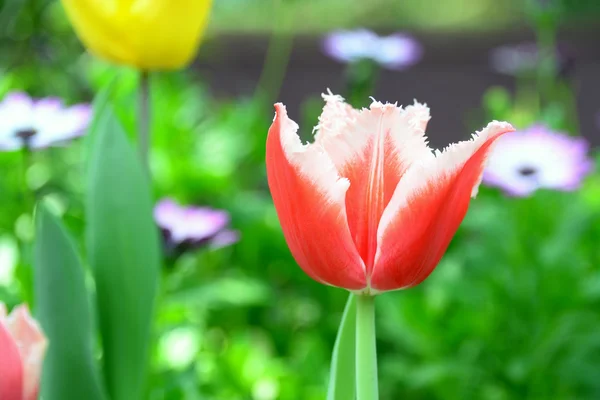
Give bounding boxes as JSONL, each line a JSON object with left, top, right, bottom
{"left": 356, "top": 294, "right": 378, "bottom": 400}
{"left": 254, "top": 0, "right": 294, "bottom": 105}
{"left": 138, "top": 70, "right": 151, "bottom": 175}
{"left": 21, "top": 144, "right": 32, "bottom": 205}
{"left": 17, "top": 144, "right": 34, "bottom": 306}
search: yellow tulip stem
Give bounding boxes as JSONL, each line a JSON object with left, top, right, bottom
{"left": 138, "top": 70, "right": 151, "bottom": 175}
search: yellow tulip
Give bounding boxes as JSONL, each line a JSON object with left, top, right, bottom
{"left": 61, "top": 0, "right": 213, "bottom": 70}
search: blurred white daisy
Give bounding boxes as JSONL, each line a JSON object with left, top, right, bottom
{"left": 322, "top": 29, "right": 422, "bottom": 70}
{"left": 483, "top": 124, "right": 593, "bottom": 197}
{"left": 0, "top": 92, "right": 92, "bottom": 151}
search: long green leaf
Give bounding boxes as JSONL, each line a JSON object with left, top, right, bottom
{"left": 86, "top": 107, "right": 161, "bottom": 400}
{"left": 84, "top": 80, "right": 116, "bottom": 162}
{"left": 327, "top": 293, "right": 357, "bottom": 400}
{"left": 33, "top": 203, "right": 107, "bottom": 400}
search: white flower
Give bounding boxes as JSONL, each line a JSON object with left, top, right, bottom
{"left": 483, "top": 124, "right": 593, "bottom": 196}
{"left": 0, "top": 92, "right": 92, "bottom": 151}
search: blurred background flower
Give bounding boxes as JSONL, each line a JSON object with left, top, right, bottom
{"left": 0, "top": 92, "right": 91, "bottom": 151}
{"left": 489, "top": 41, "right": 575, "bottom": 78}
{"left": 319, "top": 29, "right": 422, "bottom": 109}
{"left": 0, "top": 303, "right": 47, "bottom": 400}
{"left": 0, "top": 0, "right": 600, "bottom": 399}
{"left": 155, "top": 198, "right": 239, "bottom": 256}
{"left": 483, "top": 124, "right": 593, "bottom": 196}
{"left": 322, "top": 29, "right": 422, "bottom": 70}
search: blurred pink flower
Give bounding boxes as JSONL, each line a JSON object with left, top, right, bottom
{"left": 154, "top": 198, "right": 239, "bottom": 253}
{"left": 322, "top": 29, "right": 422, "bottom": 70}
{"left": 0, "top": 92, "right": 92, "bottom": 151}
{"left": 0, "top": 303, "right": 48, "bottom": 400}
{"left": 483, "top": 125, "right": 593, "bottom": 197}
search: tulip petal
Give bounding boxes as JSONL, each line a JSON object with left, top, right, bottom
{"left": 6, "top": 305, "right": 48, "bottom": 400}
{"left": 61, "top": 0, "right": 135, "bottom": 65}
{"left": 315, "top": 94, "right": 432, "bottom": 271}
{"left": 266, "top": 103, "right": 366, "bottom": 289}
{"left": 371, "top": 121, "right": 514, "bottom": 291}
{"left": 0, "top": 320, "right": 24, "bottom": 400}
{"left": 62, "top": 0, "right": 212, "bottom": 69}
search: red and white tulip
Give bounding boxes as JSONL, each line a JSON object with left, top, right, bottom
{"left": 266, "top": 92, "right": 514, "bottom": 294}
{"left": 0, "top": 304, "right": 47, "bottom": 400}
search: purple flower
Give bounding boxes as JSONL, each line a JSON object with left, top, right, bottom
{"left": 209, "top": 230, "right": 241, "bottom": 250}
{"left": 483, "top": 125, "right": 593, "bottom": 197}
{"left": 489, "top": 42, "right": 574, "bottom": 77}
{"left": 322, "top": 29, "right": 422, "bottom": 70}
{"left": 0, "top": 92, "right": 92, "bottom": 151}
{"left": 154, "top": 198, "right": 239, "bottom": 254}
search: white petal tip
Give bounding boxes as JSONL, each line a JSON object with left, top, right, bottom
{"left": 405, "top": 101, "right": 431, "bottom": 130}
{"left": 412, "top": 99, "right": 428, "bottom": 107}
{"left": 273, "top": 103, "right": 289, "bottom": 123}
{"left": 369, "top": 99, "right": 399, "bottom": 111}
{"left": 322, "top": 90, "right": 345, "bottom": 103}
{"left": 485, "top": 120, "right": 515, "bottom": 133}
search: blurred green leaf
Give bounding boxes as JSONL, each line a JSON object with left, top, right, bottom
{"left": 33, "top": 203, "right": 107, "bottom": 400}
{"left": 84, "top": 77, "right": 118, "bottom": 163}
{"left": 327, "top": 294, "right": 356, "bottom": 400}
{"left": 167, "top": 276, "right": 270, "bottom": 308}
{"left": 86, "top": 107, "right": 161, "bottom": 400}
{"left": 541, "top": 102, "right": 567, "bottom": 129}
{"left": 482, "top": 86, "right": 512, "bottom": 120}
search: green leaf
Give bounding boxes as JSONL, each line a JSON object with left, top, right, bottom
{"left": 85, "top": 78, "right": 117, "bottom": 163}
{"left": 167, "top": 276, "right": 271, "bottom": 308}
{"left": 33, "top": 203, "right": 107, "bottom": 400}
{"left": 86, "top": 107, "right": 161, "bottom": 400}
{"left": 327, "top": 293, "right": 357, "bottom": 400}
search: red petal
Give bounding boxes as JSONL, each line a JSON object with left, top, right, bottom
{"left": 6, "top": 305, "right": 47, "bottom": 400}
{"left": 0, "top": 320, "right": 24, "bottom": 400}
{"left": 371, "top": 122, "right": 514, "bottom": 291}
{"left": 315, "top": 96, "right": 432, "bottom": 273}
{"left": 266, "top": 103, "right": 366, "bottom": 290}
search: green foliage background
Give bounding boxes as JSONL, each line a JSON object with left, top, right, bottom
{"left": 1, "top": 1, "right": 600, "bottom": 399}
